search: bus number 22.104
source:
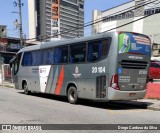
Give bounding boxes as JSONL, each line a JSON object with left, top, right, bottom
{"left": 92, "top": 67, "right": 106, "bottom": 73}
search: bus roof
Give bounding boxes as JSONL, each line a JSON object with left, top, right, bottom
{"left": 18, "top": 31, "right": 150, "bottom": 53}
{"left": 18, "top": 32, "right": 116, "bottom": 53}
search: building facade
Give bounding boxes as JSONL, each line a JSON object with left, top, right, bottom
{"left": 0, "top": 25, "right": 7, "bottom": 38}
{"left": 92, "top": 0, "right": 160, "bottom": 56}
{"left": 28, "top": 0, "right": 84, "bottom": 41}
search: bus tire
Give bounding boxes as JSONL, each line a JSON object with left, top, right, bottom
{"left": 23, "top": 82, "right": 31, "bottom": 95}
{"left": 67, "top": 86, "right": 78, "bottom": 104}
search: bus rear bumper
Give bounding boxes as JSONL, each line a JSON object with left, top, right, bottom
{"left": 108, "top": 87, "right": 147, "bottom": 100}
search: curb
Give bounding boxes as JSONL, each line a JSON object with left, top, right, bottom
{"left": 147, "top": 106, "right": 160, "bottom": 111}
{"left": 0, "top": 84, "right": 14, "bottom": 88}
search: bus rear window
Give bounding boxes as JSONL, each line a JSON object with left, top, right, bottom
{"left": 119, "top": 33, "right": 151, "bottom": 56}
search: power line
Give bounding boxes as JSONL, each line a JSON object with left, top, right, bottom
{"left": 101, "top": 12, "right": 159, "bottom": 33}
{"left": 27, "top": 0, "right": 159, "bottom": 42}
{"left": 84, "top": 0, "right": 159, "bottom": 30}
{"left": 84, "top": 0, "right": 153, "bottom": 25}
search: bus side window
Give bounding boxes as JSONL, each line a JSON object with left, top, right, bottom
{"left": 62, "top": 47, "right": 68, "bottom": 63}
{"left": 87, "top": 38, "right": 111, "bottom": 62}
{"left": 22, "top": 52, "right": 32, "bottom": 66}
{"left": 43, "top": 49, "right": 49, "bottom": 65}
{"left": 55, "top": 46, "right": 68, "bottom": 64}
{"left": 70, "top": 43, "right": 86, "bottom": 63}
{"left": 87, "top": 41, "right": 99, "bottom": 62}
{"left": 49, "top": 49, "right": 54, "bottom": 64}
{"left": 101, "top": 39, "right": 111, "bottom": 59}
{"left": 32, "top": 51, "right": 41, "bottom": 66}
{"left": 43, "top": 49, "right": 54, "bottom": 65}
{"left": 55, "top": 48, "right": 62, "bottom": 63}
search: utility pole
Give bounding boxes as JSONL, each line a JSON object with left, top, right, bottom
{"left": 18, "top": 0, "right": 23, "bottom": 46}
{"left": 13, "top": 0, "right": 23, "bottom": 46}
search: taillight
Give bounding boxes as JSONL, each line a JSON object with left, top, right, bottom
{"left": 110, "top": 74, "right": 120, "bottom": 90}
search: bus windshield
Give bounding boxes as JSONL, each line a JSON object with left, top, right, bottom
{"left": 119, "top": 32, "right": 151, "bottom": 56}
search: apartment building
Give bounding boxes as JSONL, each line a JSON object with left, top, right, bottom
{"left": 92, "top": 0, "right": 160, "bottom": 56}
{"left": 28, "top": 0, "right": 84, "bottom": 41}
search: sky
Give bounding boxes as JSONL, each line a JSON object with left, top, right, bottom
{"left": 0, "top": 0, "right": 131, "bottom": 39}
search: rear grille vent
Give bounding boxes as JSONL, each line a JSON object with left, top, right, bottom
{"left": 121, "top": 60, "right": 147, "bottom": 69}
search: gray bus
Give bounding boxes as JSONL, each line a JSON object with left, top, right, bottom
{"left": 11, "top": 31, "right": 151, "bottom": 104}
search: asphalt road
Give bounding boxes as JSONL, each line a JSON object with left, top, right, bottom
{"left": 0, "top": 87, "right": 160, "bottom": 132}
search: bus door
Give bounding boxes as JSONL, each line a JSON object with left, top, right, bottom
{"left": 30, "top": 67, "right": 40, "bottom": 92}
{"left": 39, "top": 66, "right": 51, "bottom": 93}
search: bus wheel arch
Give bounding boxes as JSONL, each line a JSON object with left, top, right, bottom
{"left": 22, "top": 80, "right": 31, "bottom": 95}
{"left": 67, "top": 83, "right": 78, "bottom": 104}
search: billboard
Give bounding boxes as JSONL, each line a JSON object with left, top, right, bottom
{"left": 119, "top": 33, "right": 151, "bottom": 56}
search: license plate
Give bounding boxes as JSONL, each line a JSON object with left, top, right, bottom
{"left": 129, "top": 93, "right": 136, "bottom": 97}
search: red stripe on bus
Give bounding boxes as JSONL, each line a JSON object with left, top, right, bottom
{"left": 55, "top": 66, "right": 64, "bottom": 95}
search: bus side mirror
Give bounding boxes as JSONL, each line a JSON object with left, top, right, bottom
{"left": 10, "top": 63, "right": 12, "bottom": 68}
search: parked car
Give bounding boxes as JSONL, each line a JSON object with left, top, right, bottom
{"left": 149, "top": 61, "right": 160, "bottom": 79}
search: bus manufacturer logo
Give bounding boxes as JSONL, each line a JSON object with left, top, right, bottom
{"left": 73, "top": 66, "right": 81, "bottom": 78}
{"left": 75, "top": 66, "right": 79, "bottom": 74}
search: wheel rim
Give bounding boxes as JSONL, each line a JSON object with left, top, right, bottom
{"left": 69, "top": 90, "right": 75, "bottom": 101}
{"left": 24, "top": 84, "right": 28, "bottom": 93}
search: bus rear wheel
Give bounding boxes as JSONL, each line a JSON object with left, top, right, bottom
{"left": 23, "top": 82, "right": 31, "bottom": 95}
{"left": 67, "top": 86, "right": 78, "bottom": 104}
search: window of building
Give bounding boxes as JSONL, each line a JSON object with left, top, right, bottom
{"left": 43, "top": 49, "right": 54, "bottom": 65}
{"left": 55, "top": 46, "right": 68, "bottom": 63}
{"left": 151, "top": 8, "right": 155, "bottom": 14}
{"left": 144, "top": 8, "right": 157, "bottom": 16}
{"left": 87, "top": 39, "right": 111, "bottom": 62}
{"left": 70, "top": 43, "right": 86, "bottom": 63}
{"left": 155, "top": 7, "right": 160, "bottom": 13}
{"left": 79, "top": 4, "right": 83, "bottom": 9}
{"left": 22, "top": 52, "right": 32, "bottom": 66}
{"left": 52, "top": 0, "right": 58, "bottom": 4}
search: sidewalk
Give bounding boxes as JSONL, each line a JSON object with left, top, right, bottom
{"left": 0, "top": 81, "right": 14, "bottom": 88}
